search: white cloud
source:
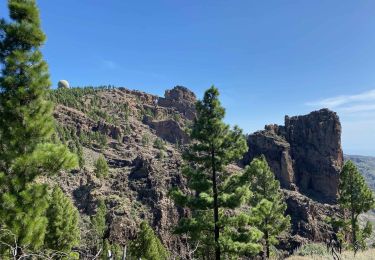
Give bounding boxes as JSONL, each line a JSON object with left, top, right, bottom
{"left": 341, "top": 103, "right": 375, "bottom": 113}
{"left": 307, "top": 89, "right": 375, "bottom": 110}
{"left": 306, "top": 89, "right": 375, "bottom": 155}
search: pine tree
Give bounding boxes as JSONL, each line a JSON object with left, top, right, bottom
{"left": 101, "top": 239, "right": 122, "bottom": 260}
{"left": 245, "top": 156, "right": 290, "bottom": 259}
{"left": 129, "top": 221, "right": 169, "bottom": 260}
{"left": 338, "top": 160, "right": 375, "bottom": 254}
{"left": 45, "top": 186, "right": 80, "bottom": 253}
{"left": 76, "top": 141, "right": 85, "bottom": 169}
{"left": 91, "top": 199, "right": 107, "bottom": 253}
{"left": 170, "top": 86, "right": 262, "bottom": 259}
{"left": 95, "top": 155, "right": 109, "bottom": 178}
{"left": 0, "top": 0, "right": 77, "bottom": 253}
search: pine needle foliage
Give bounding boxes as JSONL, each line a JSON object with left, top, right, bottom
{"left": 45, "top": 186, "right": 80, "bottom": 253}
{"left": 129, "top": 221, "right": 169, "bottom": 260}
{"left": 95, "top": 155, "right": 109, "bottom": 178}
{"left": 338, "top": 160, "right": 375, "bottom": 254}
{"left": 0, "top": 0, "right": 77, "bottom": 253}
{"left": 170, "top": 86, "right": 262, "bottom": 259}
{"left": 91, "top": 199, "right": 107, "bottom": 241}
{"left": 245, "top": 156, "right": 291, "bottom": 259}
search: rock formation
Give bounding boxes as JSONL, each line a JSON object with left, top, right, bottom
{"left": 51, "top": 86, "right": 344, "bottom": 257}
{"left": 244, "top": 109, "right": 343, "bottom": 204}
{"left": 158, "top": 86, "right": 196, "bottom": 120}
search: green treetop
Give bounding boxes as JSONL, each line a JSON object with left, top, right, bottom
{"left": 129, "top": 221, "right": 169, "bottom": 260}
{"left": 245, "top": 156, "right": 291, "bottom": 259}
{"left": 338, "top": 160, "right": 375, "bottom": 253}
{"left": 0, "top": 0, "right": 77, "bottom": 253}
{"left": 95, "top": 155, "right": 109, "bottom": 178}
{"left": 170, "top": 86, "right": 262, "bottom": 259}
{"left": 45, "top": 186, "right": 80, "bottom": 253}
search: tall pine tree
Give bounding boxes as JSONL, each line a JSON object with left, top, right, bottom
{"left": 91, "top": 199, "right": 107, "bottom": 256}
{"left": 129, "top": 221, "right": 169, "bottom": 260}
{"left": 45, "top": 186, "right": 80, "bottom": 254}
{"left": 245, "top": 156, "right": 290, "bottom": 259}
{"left": 0, "top": 0, "right": 77, "bottom": 253}
{"left": 338, "top": 160, "right": 375, "bottom": 254}
{"left": 170, "top": 86, "right": 262, "bottom": 259}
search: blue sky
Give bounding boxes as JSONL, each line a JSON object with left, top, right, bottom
{"left": 1, "top": 1, "right": 375, "bottom": 156}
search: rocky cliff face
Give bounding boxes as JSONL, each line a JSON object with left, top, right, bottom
{"left": 51, "top": 87, "right": 343, "bottom": 257}
{"left": 244, "top": 109, "right": 343, "bottom": 204}
{"left": 51, "top": 86, "right": 193, "bottom": 256}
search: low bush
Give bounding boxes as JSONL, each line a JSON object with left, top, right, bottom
{"left": 293, "top": 243, "right": 329, "bottom": 257}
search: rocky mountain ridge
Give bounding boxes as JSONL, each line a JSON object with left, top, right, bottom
{"left": 51, "top": 86, "right": 343, "bottom": 257}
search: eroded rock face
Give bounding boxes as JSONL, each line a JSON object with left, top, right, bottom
{"left": 244, "top": 109, "right": 343, "bottom": 203}
{"left": 244, "top": 124, "right": 295, "bottom": 189}
{"left": 143, "top": 117, "right": 190, "bottom": 144}
{"left": 158, "top": 86, "right": 196, "bottom": 120}
{"left": 279, "top": 190, "right": 340, "bottom": 253}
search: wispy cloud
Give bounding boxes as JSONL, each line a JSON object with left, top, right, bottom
{"left": 307, "top": 89, "right": 375, "bottom": 155}
{"left": 307, "top": 89, "right": 375, "bottom": 113}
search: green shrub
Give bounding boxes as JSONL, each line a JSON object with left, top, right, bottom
{"left": 172, "top": 113, "right": 181, "bottom": 122}
{"left": 94, "top": 155, "right": 109, "bottom": 178}
{"left": 158, "top": 150, "right": 167, "bottom": 159}
{"left": 153, "top": 138, "right": 165, "bottom": 150}
{"left": 142, "top": 134, "right": 150, "bottom": 147}
{"left": 294, "top": 243, "right": 329, "bottom": 256}
{"left": 143, "top": 107, "right": 155, "bottom": 118}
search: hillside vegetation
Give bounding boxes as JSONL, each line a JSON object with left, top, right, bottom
{"left": 346, "top": 155, "right": 375, "bottom": 192}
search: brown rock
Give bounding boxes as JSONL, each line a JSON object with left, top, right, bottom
{"left": 94, "top": 121, "right": 123, "bottom": 140}
{"left": 281, "top": 189, "right": 340, "bottom": 253}
{"left": 285, "top": 109, "right": 343, "bottom": 203}
{"left": 244, "top": 109, "right": 343, "bottom": 203}
{"left": 143, "top": 117, "right": 190, "bottom": 144}
{"left": 158, "top": 86, "right": 196, "bottom": 120}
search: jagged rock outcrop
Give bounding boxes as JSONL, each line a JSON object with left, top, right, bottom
{"left": 244, "top": 124, "right": 295, "bottom": 189}
{"left": 52, "top": 86, "right": 344, "bottom": 257}
{"left": 158, "top": 86, "right": 196, "bottom": 120}
{"left": 244, "top": 109, "right": 343, "bottom": 204}
{"left": 283, "top": 190, "right": 338, "bottom": 241}
{"left": 278, "top": 190, "right": 341, "bottom": 253}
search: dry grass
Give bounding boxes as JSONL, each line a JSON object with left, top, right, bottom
{"left": 286, "top": 248, "right": 375, "bottom": 260}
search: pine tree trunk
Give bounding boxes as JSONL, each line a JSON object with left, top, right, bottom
{"left": 212, "top": 149, "right": 220, "bottom": 260}
{"left": 351, "top": 211, "right": 357, "bottom": 255}
{"left": 122, "top": 245, "right": 127, "bottom": 260}
{"left": 265, "top": 229, "right": 270, "bottom": 259}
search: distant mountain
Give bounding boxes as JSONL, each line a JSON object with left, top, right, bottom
{"left": 345, "top": 154, "right": 375, "bottom": 192}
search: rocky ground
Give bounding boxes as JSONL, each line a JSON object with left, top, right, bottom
{"left": 51, "top": 86, "right": 348, "bottom": 258}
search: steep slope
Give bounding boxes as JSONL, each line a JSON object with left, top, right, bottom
{"left": 50, "top": 86, "right": 195, "bottom": 256}
{"left": 51, "top": 86, "right": 344, "bottom": 257}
